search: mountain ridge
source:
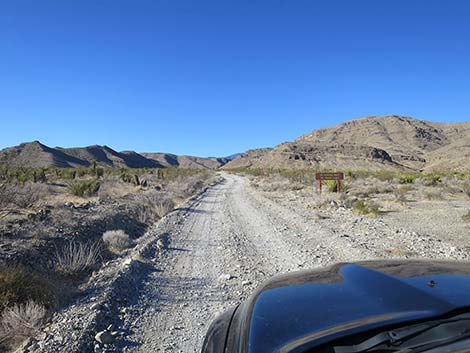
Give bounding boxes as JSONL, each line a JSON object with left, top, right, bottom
{"left": 223, "top": 115, "right": 470, "bottom": 171}
{"left": 0, "top": 141, "right": 228, "bottom": 169}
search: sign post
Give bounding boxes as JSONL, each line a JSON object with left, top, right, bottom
{"left": 315, "top": 172, "right": 344, "bottom": 194}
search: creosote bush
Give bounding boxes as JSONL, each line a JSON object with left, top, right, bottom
{"left": 102, "top": 230, "right": 134, "bottom": 253}
{"left": 53, "top": 241, "right": 101, "bottom": 276}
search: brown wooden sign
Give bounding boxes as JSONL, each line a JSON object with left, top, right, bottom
{"left": 315, "top": 172, "right": 344, "bottom": 181}
{"left": 316, "top": 172, "right": 344, "bottom": 193}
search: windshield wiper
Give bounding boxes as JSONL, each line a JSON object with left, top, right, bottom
{"left": 334, "top": 313, "right": 470, "bottom": 353}
{"left": 394, "top": 328, "right": 470, "bottom": 353}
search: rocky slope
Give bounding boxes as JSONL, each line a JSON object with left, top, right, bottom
{"left": 224, "top": 115, "right": 470, "bottom": 171}
{"left": 0, "top": 141, "right": 227, "bottom": 169}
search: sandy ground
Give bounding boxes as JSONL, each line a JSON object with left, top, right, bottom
{"left": 114, "top": 173, "right": 469, "bottom": 353}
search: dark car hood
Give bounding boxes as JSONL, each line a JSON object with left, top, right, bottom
{"left": 226, "top": 260, "right": 470, "bottom": 353}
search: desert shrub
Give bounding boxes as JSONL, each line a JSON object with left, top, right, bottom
{"left": 345, "top": 170, "right": 355, "bottom": 178}
{"left": 0, "top": 182, "right": 48, "bottom": 209}
{"left": 256, "top": 175, "right": 291, "bottom": 192}
{"left": 462, "top": 210, "right": 470, "bottom": 223}
{"left": 323, "top": 180, "right": 348, "bottom": 193}
{"left": 58, "top": 168, "right": 77, "bottom": 180}
{"left": 399, "top": 175, "right": 416, "bottom": 184}
{"left": 67, "top": 180, "right": 100, "bottom": 197}
{"left": 462, "top": 182, "right": 470, "bottom": 198}
{"left": 0, "top": 267, "right": 56, "bottom": 311}
{"left": 53, "top": 241, "right": 101, "bottom": 276}
{"left": 421, "top": 174, "right": 441, "bottom": 186}
{"left": 290, "top": 183, "right": 305, "bottom": 191}
{"left": 423, "top": 189, "right": 445, "bottom": 201}
{"left": 352, "top": 200, "right": 379, "bottom": 216}
{"left": 134, "top": 202, "right": 158, "bottom": 224}
{"left": 394, "top": 186, "right": 408, "bottom": 203}
{"left": 155, "top": 199, "right": 175, "bottom": 218}
{"left": 95, "top": 167, "right": 104, "bottom": 178}
{"left": 102, "top": 230, "right": 133, "bottom": 252}
{"left": 98, "top": 179, "right": 135, "bottom": 199}
{"left": 0, "top": 300, "right": 47, "bottom": 340}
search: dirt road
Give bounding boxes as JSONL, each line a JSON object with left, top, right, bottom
{"left": 118, "top": 173, "right": 467, "bottom": 352}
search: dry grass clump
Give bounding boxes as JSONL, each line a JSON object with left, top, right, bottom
{"left": 0, "top": 300, "right": 47, "bottom": 342}
{"left": 53, "top": 241, "right": 101, "bottom": 276}
{"left": 0, "top": 267, "right": 56, "bottom": 348}
{"left": 155, "top": 199, "right": 175, "bottom": 218}
{"left": 102, "top": 230, "right": 134, "bottom": 253}
{"left": 0, "top": 182, "right": 49, "bottom": 209}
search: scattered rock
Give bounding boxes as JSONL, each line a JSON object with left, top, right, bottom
{"left": 94, "top": 330, "right": 114, "bottom": 345}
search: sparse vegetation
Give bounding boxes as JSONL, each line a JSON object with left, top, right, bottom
{"left": 102, "top": 230, "right": 134, "bottom": 253}
{"left": 0, "top": 164, "right": 215, "bottom": 351}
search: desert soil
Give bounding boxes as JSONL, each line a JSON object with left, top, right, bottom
{"left": 113, "top": 173, "right": 469, "bottom": 352}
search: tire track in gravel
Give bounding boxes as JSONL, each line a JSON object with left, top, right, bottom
{"left": 120, "top": 174, "right": 364, "bottom": 353}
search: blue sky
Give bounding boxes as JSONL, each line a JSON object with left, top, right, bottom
{"left": 1, "top": 0, "right": 470, "bottom": 157}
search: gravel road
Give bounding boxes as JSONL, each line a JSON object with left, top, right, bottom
{"left": 116, "top": 173, "right": 468, "bottom": 353}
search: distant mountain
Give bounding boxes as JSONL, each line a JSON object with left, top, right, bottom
{"left": 142, "top": 153, "right": 228, "bottom": 169}
{"left": 223, "top": 115, "right": 470, "bottom": 172}
{"left": 224, "top": 153, "right": 243, "bottom": 161}
{"left": 0, "top": 141, "right": 227, "bottom": 169}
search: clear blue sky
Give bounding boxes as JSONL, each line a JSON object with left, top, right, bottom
{"left": 1, "top": 0, "right": 470, "bottom": 157}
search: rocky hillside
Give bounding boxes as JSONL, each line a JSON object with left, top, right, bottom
{"left": 224, "top": 115, "right": 470, "bottom": 171}
{"left": 142, "top": 153, "right": 228, "bottom": 169}
{"left": 0, "top": 141, "right": 227, "bottom": 169}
